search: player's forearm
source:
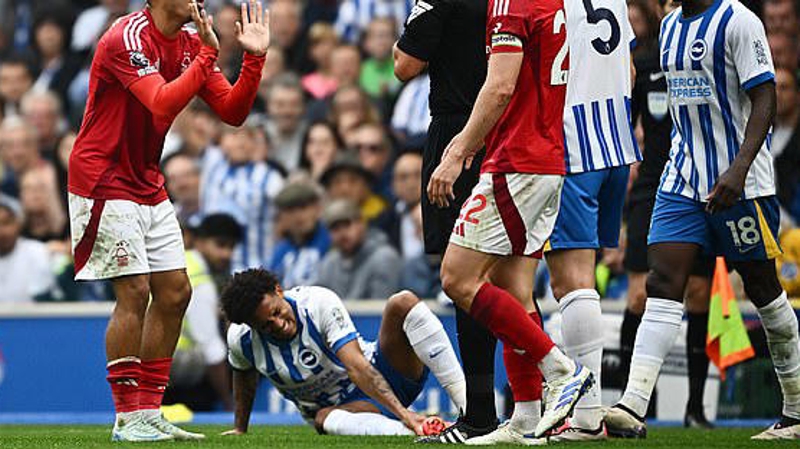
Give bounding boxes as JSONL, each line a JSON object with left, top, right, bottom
{"left": 232, "top": 369, "right": 258, "bottom": 432}
{"left": 205, "top": 53, "right": 266, "bottom": 126}
{"left": 457, "top": 70, "right": 516, "bottom": 156}
{"left": 131, "top": 45, "right": 218, "bottom": 119}
{"left": 348, "top": 365, "right": 409, "bottom": 421}
{"left": 735, "top": 83, "right": 776, "bottom": 171}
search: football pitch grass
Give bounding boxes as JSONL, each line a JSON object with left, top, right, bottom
{"left": 0, "top": 425, "right": 794, "bottom": 449}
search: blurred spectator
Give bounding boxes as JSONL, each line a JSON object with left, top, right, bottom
{"left": 164, "top": 153, "right": 202, "bottom": 226}
{"left": 201, "top": 124, "right": 285, "bottom": 271}
{"left": 0, "top": 116, "right": 45, "bottom": 197}
{"left": 334, "top": 0, "right": 412, "bottom": 43}
{"left": 30, "top": 12, "right": 81, "bottom": 108}
{"left": 774, "top": 67, "right": 800, "bottom": 221}
{"left": 19, "top": 163, "right": 67, "bottom": 242}
{"left": 263, "top": 73, "right": 307, "bottom": 172}
{"left": 299, "top": 121, "right": 344, "bottom": 181}
{"left": 170, "top": 214, "right": 240, "bottom": 411}
{"left": 71, "top": 0, "right": 130, "bottom": 53}
{"left": 763, "top": 0, "right": 799, "bottom": 36}
{"left": 0, "top": 195, "right": 56, "bottom": 303}
{"left": 627, "top": 0, "right": 661, "bottom": 54}
{"left": 169, "top": 101, "right": 220, "bottom": 159}
{"left": 215, "top": 3, "right": 244, "bottom": 80}
{"left": 20, "top": 90, "right": 66, "bottom": 158}
{"left": 330, "top": 44, "right": 362, "bottom": 89}
{"left": 54, "top": 130, "right": 75, "bottom": 204}
{"left": 391, "top": 74, "right": 431, "bottom": 151}
{"left": 353, "top": 122, "right": 394, "bottom": 199}
{"left": 328, "top": 85, "right": 381, "bottom": 147}
{"left": 301, "top": 23, "right": 340, "bottom": 100}
{"left": 360, "top": 18, "right": 401, "bottom": 99}
{"left": 768, "top": 32, "right": 799, "bottom": 75}
{"left": 317, "top": 199, "right": 401, "bottom": 299}
{"left": 400, "top": 203, "right": 440, "bottom": 298}
{"left": 376, "top": 151, "right": 423, "bottom": 258}
{"left": 270, "top": 0, "right": 312, "bottom": 74}
{"left": 321, "top": 155, "right": 388, "bottom": 223}
{"left": 257, "top": 48, "right": 287, "bottom": 106}
{"left": 0, "top": 57, "right": 33, "bottom": 116}
{"left": 270, "top": 182, "right": 330, "bottom": 288}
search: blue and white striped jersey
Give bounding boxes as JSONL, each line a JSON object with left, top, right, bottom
{"left": 335, "top": 0, "right": 413, "bottom": 43}
{"left": 658, "top": 0, "right": 775, "bottom": 200}
{"left": 200, "top": 147, "right": 285, "bottom": 272}
{"left": 227, "top": 286, "right": 374, "bottom": 422}
{"left": 391, "top": 74, "right": 432, "bottom": 137}
{"left": 563, "top": 0, "right": 641, "bottom": 173}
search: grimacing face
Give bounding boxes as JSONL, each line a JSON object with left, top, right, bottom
{"left": 249, "top": 287, "right": 298, "bottom": 340}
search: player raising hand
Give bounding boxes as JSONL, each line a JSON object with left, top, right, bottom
{"left": 68, "top": 0, "right": 269, "bottom": 442}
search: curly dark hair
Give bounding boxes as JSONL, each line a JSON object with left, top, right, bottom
{"left": 220, "top": 269, "right": 281, "bottom": 324}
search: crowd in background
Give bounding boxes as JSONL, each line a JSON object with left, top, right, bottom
{"left": 0, "top": 0, "right": 799, "bottom": 305}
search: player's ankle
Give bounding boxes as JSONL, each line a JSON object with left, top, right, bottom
{"left": 539, "top": 347, "right": 574, "bottom": 381}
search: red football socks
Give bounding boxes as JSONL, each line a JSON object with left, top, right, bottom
{"left": 470, "top": 283, "right": 555, "bottom": 364}
{"left": 139, "top": 358, "right": 172, "bottom": 410}
{"left": 106, "top": 357, "right": 141, "bottom": 413}
{"left": 503, "top": 311, "right": 544, "bottom": 402}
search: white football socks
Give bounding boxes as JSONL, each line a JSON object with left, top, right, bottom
{"left": 539, "top": 346, "right": 575, "bottom": 382}
{"left": 403, "top": 302, "right": 467, "bottom": 413}
{"left": 559, "top": 289, "right": 604, "bottom": 429}
{"left": 322, "top": 409, "right": 413, "bottom": 435}
{"left": 510, "top": 400, "right": 541, "bottom": 434}
{"left": 757, "top": 291, "right": 800, "bottom": 419}
{"left": 620, "top": 297, "right": 684, "bottom": 417}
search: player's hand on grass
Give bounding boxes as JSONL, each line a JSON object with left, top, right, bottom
{"left": 221, "top": 428, "right": 246, "bottom": 436}
{"left": 706, "top": 163, "right": 747, "bottom": 213}
{"left": 190, "top": 0, "right": 220, "bottom": 51}
{"left": 237, "top": 0, "right": 270, "bottom": 56}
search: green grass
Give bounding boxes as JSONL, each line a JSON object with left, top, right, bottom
{"left": 0, "top": 425, "right": 793, "bottom": 448}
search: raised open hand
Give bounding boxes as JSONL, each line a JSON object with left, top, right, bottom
{"left": 236, "top": 0, "right": 270, "bottom": 56}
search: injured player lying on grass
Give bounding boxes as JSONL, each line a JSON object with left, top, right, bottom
{"left": 220, "top": 268, "right": 466, "bottom": 436}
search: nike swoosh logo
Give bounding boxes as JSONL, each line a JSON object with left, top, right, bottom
{"left": 429, "top": 346, "right": 446, "bottom": 359}
{"left": 513, "top": 349, "right": 526, "bottom": 355}
{"left": 650, "top": 71, "right": 666, "bottom": 82}
{"left": 738, "top": 245, "right": 758, "bottom": 254}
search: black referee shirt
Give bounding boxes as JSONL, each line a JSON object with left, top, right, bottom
{"left": 397, "top": 0, "right": 487, "bottom": 116}
{"left": 630, "top": 41, "right": 673, "bottom": 202}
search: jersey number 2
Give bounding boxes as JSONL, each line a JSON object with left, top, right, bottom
{"left": 583, "top": 0, "right": 621, "bottom": 55}
{"left": 550, "top": 9, "right": 568, "bottom": 86}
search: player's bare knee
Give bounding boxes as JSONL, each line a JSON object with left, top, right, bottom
{"left": 387, "top": 290, "right": 420, "bottom": 318}
{"left": 155, "top": 280, "right": 192, "bottom": 314}
{"left": 114, "top": 277, "right": 151, "bottom": 311}
{"left": 646, "top": 264, "right": 684, "bottom": 300}
{"left": 736, "top": 263, "right": 782, "bottom": 307}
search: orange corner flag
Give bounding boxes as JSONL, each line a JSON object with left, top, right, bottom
{"left": 706, "top": 257, "right": 755, "bottom": 381}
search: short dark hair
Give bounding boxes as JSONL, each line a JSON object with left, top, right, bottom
{"left": 195, "top": 213, "right": 243, "bottom": 242}
{"left": 221, "top": 269, "right": 281, "bottom": 324}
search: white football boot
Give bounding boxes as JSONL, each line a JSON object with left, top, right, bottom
{"left": 466, "top": 421, "right": 547, "bottom": 446}
{"left": 141, "top": 409, "right": 206, "bottom": 441}
{"left": 111, "top": 412, "right": 174, "bottom": 442}
{"left": 751, "top": 418, "right": 800, "bottom": 440}
{"left": 535, "top": 363, "right": 594, "bottom": 437}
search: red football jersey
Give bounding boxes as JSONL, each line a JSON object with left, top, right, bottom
{"left": 481, "top": 0, "right": 568, "bottom": 175}
{"left": 69, "top": 9, "right": 249, "bottom": 204}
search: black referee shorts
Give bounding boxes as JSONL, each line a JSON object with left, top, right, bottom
{"left": 422, "top": 114, "right": 484, "bottom": 255}
{"left": 624, "top": 190, "right": 714, "bottom": 278}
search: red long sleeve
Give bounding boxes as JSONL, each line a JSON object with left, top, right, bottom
{"left": 129, "top": 46, "right": 219, "bottom": 119}
{"left": 200, "top": 52, "right": 266, "bottom": 126}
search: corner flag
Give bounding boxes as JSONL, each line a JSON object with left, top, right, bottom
{"left": 706, "top": 257, "right": 755, "bottom": 381}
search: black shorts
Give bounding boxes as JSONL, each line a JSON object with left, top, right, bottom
{"left": 422, "top": 114, "right": 484, "bottom": 255}
{"left": 624, "top": 193, "right": 715, "bottom": 277}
